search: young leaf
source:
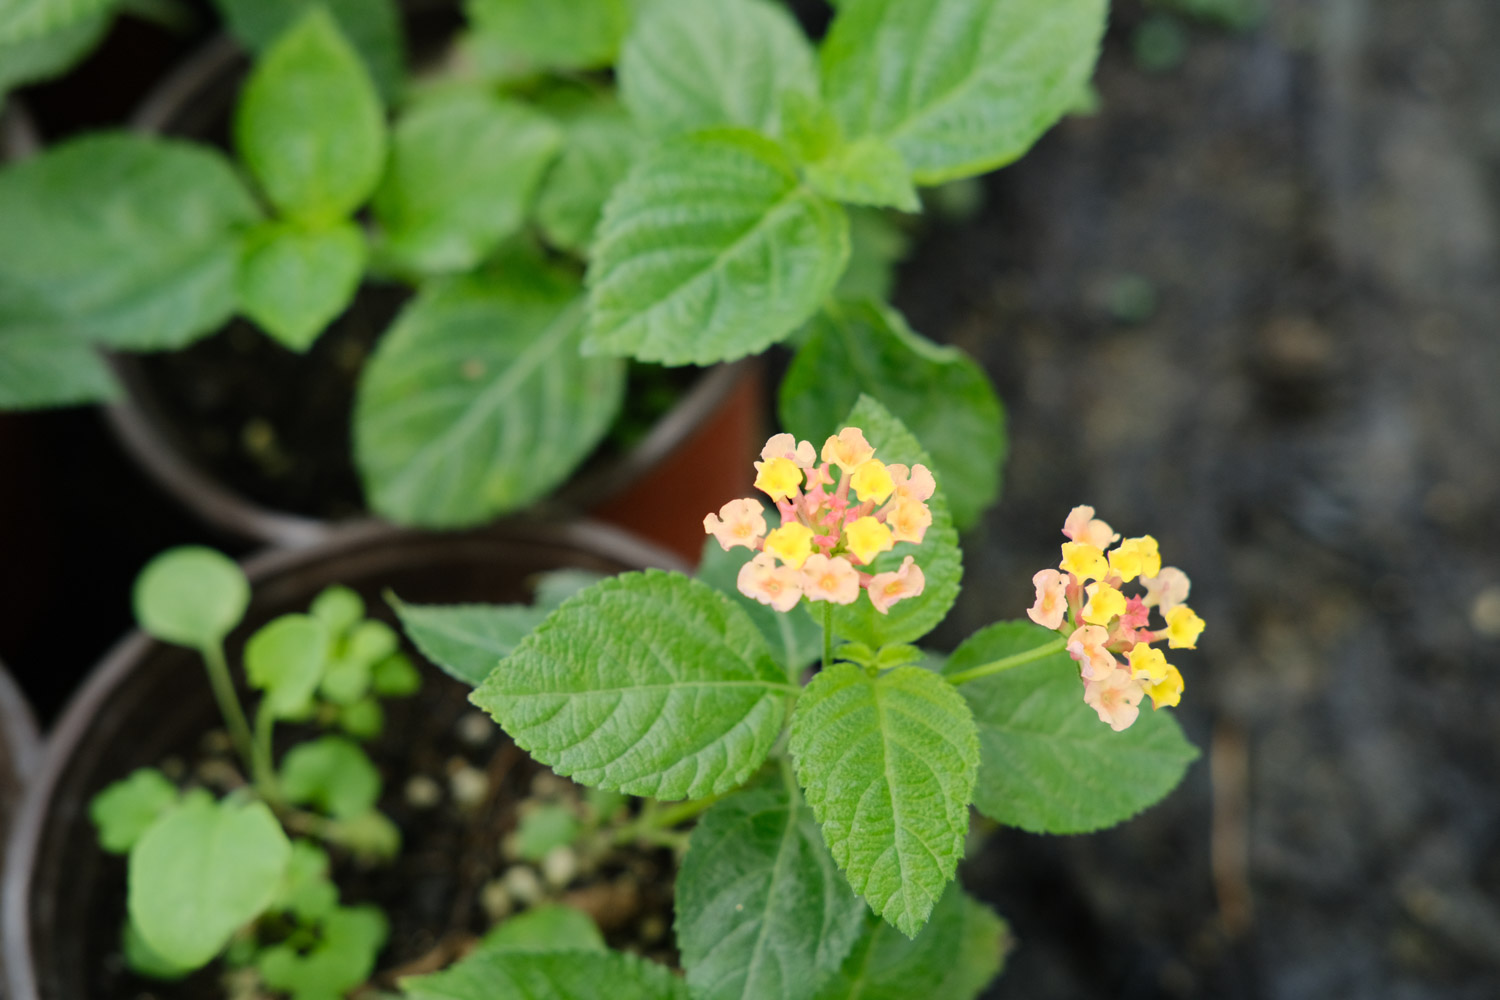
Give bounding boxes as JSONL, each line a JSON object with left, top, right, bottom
{"left": 585, "top": 129, "right": 848, "bottom": 366}
{"left": 244, "top": 614, "right": 329, "bottom": 718}
{"left": 321, "top": 619, "right": 398, "bottom": 705}
{"left": 698, "top": 536, "right": 822, "bottom": 680}
{"left": 0, "top": 134, "right": 260, "bottom": 350}
{"left": 465, "top": 0, "right": 634, "bottom": 72}
{"left": 618, "top": 0, "right": 817, "bottom": 139}
{"left": 822, "top": 396, "right": 963, "bottom": 649}
{"left": 372, "top": 94, "right": 560, "bottom": 275}
{"left": 279, "top": 735, "right": 381, "bottom": 819}
{"left": 235, "top": 7, "right": 386, "bottom": 225}
{"left": 210, "top": 0, "right": 405, "bottom": 101}
{"left": 356, "top": 261, "right": 624, "bottom": 528}
{"left": 391, "top": 596, "right": 547, "bottom": 687}
{"left": 273, "top": 839, "right": 339, "bottom": 922}
{"left": 805, "top": 137, "right": 919, "bottom": 213}
{"left": 821, "top": 0, "right": 1108, "bottom": 184}
{"left": 0, "top": 11, "right": 108, "bottom": 99}
{"left": 676, "top": 776, "right": 866, "bottom": 1000}
{"left": 133, "top": 547, "right": 250, "bottom": 650}
{"left": 943, "top": 621, "right": 1200, "bottom": 833}
{"left": 477, "top": 905, "right": 606, "bottom": 955}
{"left": 122, "top": 918, "right": 195, "bottom": 981}
{"left": 472, "top": 571, "right": 790, "bottom": 800}
{"left": 0, "top": 0, "right": 113, "bottom": 44}
{"left": 237, "top": 220, "right": 365, "bottom": 351}
{"left": 90, "top": 768, "right": 180, "bottom": 854}
{"left": 403, "top": 947, "right": 691, "bottom": 1000}
{"left": 258, "top": 905, "right": 389, "bottom": 1000}
{"left": 339, "top": 697, "right": 385, "bottom": 740}
{"left": 789, "top": 664, "right": 979, "bottom": 937}
{"left": 0, "top": 285, "right": 119, "bottom": 409}
{"left": 813, "top": 885, "right": 1009, "bottom": 1000}
{"left": 515, "top": 804, "right": 581, "bottom": 862}
{"left": 128, "top": 790, "right": 292, "bottom": 969}
{"left": 311, "top": 585, "right": 365, "bottom": 636}
{"left": 534, "top": 99, "right": 645, "bottom": 255}
{"left": 835, "top": 208, "right": 908, "bottom": 303}
{"left": 780, "top": 303, "right": 1005, "bottom": 529}
{"left": 371, "top": 652, "right": 421, "bottom": 696}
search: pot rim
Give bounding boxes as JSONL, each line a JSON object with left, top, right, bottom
{"left": 0, "top": 659, "right": 41, "bottom": 815}
{"left": 100, "top": 34, "right": 758, "bottom": 550}
{"left": 0, "top": 517, "right": 686, "bottom": 1000}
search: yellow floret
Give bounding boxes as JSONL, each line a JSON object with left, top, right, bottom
{"left": 843, "top": 516, "right": 894, "bottom": 565}
{"left": 849, "top": 460, "right": 895, "bottom": 504}
{"left": 1144, "top": 664, "right": 1184, "bottom": 709}
{"left": 1082, "top": 581, "right": 1127, "bottom": 626}
{"left": 1127, "top": 643, "right": 1171, "bottom": 684}
{"left": 754, "top": 457, "right": 803, "bottom": 502}
{"left": 764, "top": 523, "right": 815, "bottom": 568}
{"left": 1164, "top": 605, "right": 1205, "bottom": 649}
{"left": 1060, "top": 542, "right": 1108, "bottom": 582}
{"left": 1108, "top": 535, "right": 1161, "bottom": 583}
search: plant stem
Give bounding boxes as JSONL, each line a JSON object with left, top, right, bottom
{"left": 944, "top": 636, "right": 1069, "bottom": 686}
{"left": 253, "top": 704, "right": 281, "bottom": 804}
{"left": 611, "top": 793, "right": 723, "bottom": 846}
{"left": 823, "top": 602, "right": 833, "bottom": 673}
{"left": 199, "top": 641, "right": 272, "bottom": 792}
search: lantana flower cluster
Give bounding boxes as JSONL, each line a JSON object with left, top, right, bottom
{"left": 1029, "top": 506, "right": 1205, "bottom": 732}
{"left": 704, "top": 430, "right": 931, "bottom": 615}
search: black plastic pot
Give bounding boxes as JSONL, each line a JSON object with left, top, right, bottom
{"left": 0, "top": 519, "right": 684, "bottom": 1000}
{"left": 0, "top": 661, "right": 40, "bottom": 996}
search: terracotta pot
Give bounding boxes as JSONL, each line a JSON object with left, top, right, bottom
{"left": 102, "top": 38, "right": 765, "bottom": 553}
{"left": 0, "top": 519, "right": 684, "bottom": 1000}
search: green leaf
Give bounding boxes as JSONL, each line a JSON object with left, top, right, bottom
{"left": 403, "top": 948, "right": 691, "bottom": 1000}
{"left": 813, "top": 885, "right": 1008, "bottom": 1000}
{"left": 371, "top": 652, "right": 421, "bottom": 697}
{"left": 789, "top": 664, "right": 978, "bottom": 937}
{"left": 534, "top": 98, "right": 645, "bottom": 255}
{"left": 133, "top": 546, "right": 249, "bottom": 649}
{"left": 259, "top": 905, "right": 389, "bottom": 1000}
{"left": 533, "top": 570, "right": 608, "bottom": 611}
{"left": 311, "top": 585, "right": 365, "bottom": 636}
{"left": 90, "top": 768, "right": 179, "bottom": 854}
{"left": 822, "top": 395, "right": 963, "bottom": 648}
{"left": 821, "top": 0, "right": 1108, "bottom": 184}
{"left": 245, "top": 613, "right": 329, "bottom": 718}
{"left": 122, "top": 918, "right": 195, "bottom": 981}
{"left": 676, "top": 776, "right": 865, "bottom": 1000}
{"left": 392, "top": 596, "right": 546, "bottom": 687}
{"left": 943, "top": 621, "right": 1200, "bottom": 833}
{"left": 464, "top": 0, "right": 634, "bottom": 72}
{"left": 322, "top": 809, "right": 400, "bottom": 862}
{"left": 210, "top": 0, "right": 405, "bottom": 101}
{"left": 321, "top": 619, "right": 398, "bottom": 705}
{"left": 0, "top": 282, "right": 119, "bottom": 409}
{"left": 780, "top": 303, "right": 1005, "bottom": 529}
{"left": 280, "top": 735, "right": 382, "bottom": 819}
{"left": 355, "top": 260, "right": 624, "bottom": 528}
{"left": 128, "top": 791, "right": 291, "bottom": 969}
{"left": 236, "top": 220, "right": 365, "bottom": 351}
{"left": 835, "top": 208, "right": 908, "bottom": 302}
{"left": 0, "top": 0, "right": 114, "bottom": 44}
{"left": 472, "top": 570, "right": 789, "bottom": 799}
{"left": 477, "top": 905, "right": 605, "bottom": 955}
{"left": 339, "top": 697, "right": 385, "bottom": 740}
{"left": 0, "top": 134, "right": 260, "bottom": 350}
{"left": 586, "top": 129, "right": 848, "bottom": 365}
{"left": 697, "top": 535, "right": 822, "bottom": 680}
{"left": 514, "top": 804, "right": 581, "bottom": 862}
{"left": 805, "top": 137, "right": 919, "bottom": 213}
{"left": 273, "top": 839, "right": 339, "bottom": 922}
{"left": 235, "top": 7, "right": 386, "bottom": 224}
{"left": 0, "top": 11, "right": 108, "bottom": 98}
{"left": 618, "top": 0, "right": 817, "bottom": 139}
{"left": 373, "top": 94, "right": 560, "bottom": 275}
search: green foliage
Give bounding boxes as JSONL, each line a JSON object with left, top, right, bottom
{"left": 697, "top": 534, "right": 823, "bottom": 680}
{"left": 822, "top": 396, "right": 963, "bottom": 649}
{"left": 534, "top": 98, "right": 644, "bottom": 255}
{"left": 210, "top": 0, "right": 405, "bottom": 100}
{"left": 133, "top": 546, "right": 249, "bottom": 650}
{"left": 0, "top": 283, "right": 119, "bottom": 408}
{"left": 515, "top": 804, "right": 581, "bottom": 862}
{"left": 465, "top": 0, "right": 634, "bottom": 72}
{"left": 235, "top": 8, "right": 386, "bottom": 226}
{"left": 310, "top": 585, "right": 364, "bottom": 633}
{"left": 373, "top": 94, "right": 560, "bottom": 275}
{"left": 618, "top": 0, "right": 817, "bottom": 139}
{"left": 789, "top": 664, "right": 978, "bottom": 937}
{"left": 90, "top": 768, "right": 179, "bottom": 854}
{"left": 835, "top": 208, "right": 909, "bottom": 303}
{"left": 391, "top": 596, "right": 546, "bottom": 687}
{"left": 0, "top": 10, "right": 108, "bottom": 98}
{"left": 478, "top": 905, "right": 606, "bottom": 955}
{"left": 402, "top": 947, "right": 691, "bottom": 1000}
{"left": 676, "top": 775, "right": 865, "bottom": 1000}
{"left": 804, "top": 137, "right": 920, "bottom": 213}
{"left": 244, "top": 613, "right": 329, "bottom": 718}
{"left": 371, "top": 652, "right": 421, "bottom": 696}
{"left": 258, "top": 905, "right": 389, "bottom": 1000}
{"left": 472, "top": 571, "right": 789, "bottom": 799}
{"left": 355, "top": 259, "right": 624, "bottom": 528}
{"left": 236, "top": 220, "right": 365, "bottom": 351}
{"left": 321, "top": 619, "right": 398, "bottom": 704}
{"left": 585, "top": 129, "right": 848, "bottom": 365}
{"left": 0, "top": 0, "right": 114, "bottom": 44}
{"left": 122, "top": 918, "right": 195, "bottom": 980}
{"left": 338, "top": 696, "right": 385, "bottom": 740}
{"left": 128, "top": 790, "right": 291, "bottom": 969}
{"left": 821, "top": 0, "right": 1108, "bottom": 183}
{"left": 813, "top": 885, "right": 1009, "bottom": 1000}
{"left": 0, "top": 134, "right": 259, "bottom": 350}
{"left": 273, "top": 840, "right": 339, "bottom": 923}
{"left": 279, "top": 735, "right": 381, "bottom": 820}
{"left": 944, "top": 621, "right": 1200, "bottom": 833}
{"left": 781, "top": 304, "right": 1006, "bottom": 529}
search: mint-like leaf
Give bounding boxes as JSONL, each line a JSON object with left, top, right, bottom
{"left": 211, "top": 0, "right": 405, "bottom": 100}
{"left": 391, "top": 596, "right": 547, "bottom": 688}
{"left": 236, "top": 220, "right": 365, "bottom": 351}
{"left": 534, "top": 98, "right": 645, "bottom": 255}
{"left": 805, "top": 137, "right": 918, "bottom": 213}
{"left": 402, "top": 947, "right": 690, "bottom": 1000}
{"left": 465, "top": 0, "right": 634, "bottom": 72}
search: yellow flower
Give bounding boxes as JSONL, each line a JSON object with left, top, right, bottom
{"left": 1082, "top": 581, "right": 1126, "bottom": 626}
{"left": 849, "top": 460, "right": 895, "bottom": 504}
{"left": 821, "top": 427, "right": 875, "bottom": 473}
{"left": 1164, "top": 605, "right": 1205, "bottom": 649}
{"left": 1060, "top": 542, "right": 1108, "bottom": 582}
{"left": 888, "top": 498, "right": 932, "bottom": 544}
{"left": 753, "top": 457, "right": 803, "bottom": 502}
{"left": 1107, "top": 535, "right": 1161, "bottom": 583}
{"left": 1127, "top": 643, "right": 1171, "bottom": 684}
{"left": 843, "top": 516, "right": 893, "bottom": 565}
{"left": 764, "top": 523, "right": 815, "bottom": 568}
{"left": 1143, "top": 664, "right": 1184, "bottom": 710}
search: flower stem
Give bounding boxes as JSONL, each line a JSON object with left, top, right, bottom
{"left": 199, "top": 641, "right": 273, "bottom": 793}
{"left": 944, "top": 636, "right": 1069, "bottom": 686}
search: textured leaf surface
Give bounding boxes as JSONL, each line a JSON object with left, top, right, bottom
{"left": 813, "top": 886, "right": 1008, "bottom": 1000}
{"left": 237, "top": 220, "right": 365, "bottom": 350}
{"left": 821, "top": 0, "right": 1108, "bottom": 183}
{"left": 0, "top": 135, "right": 259, "bottom": 350}
{"left": 129, "top": 792, "right": 291, "bottom": 968}
{"left": 944, "top": 621, "right": 1200, "bottom": 833}
{"left": 465, "top": 0, "right": 633, "bottom": 71}
{"left": 534, "top": 99, "right": 644, "bottom": 255}
{"left": 0, "top": 10, "right": 107, "bottom": 97}
{"left": 133, "top": 547, "right": 249, "bottom": 649}
{"left": 244, "top": 613, "right": 329, "bottom": 718}
{"left": 355, "top": 261, "right": 624, "bottom": 527}
{"left": 259, "top": 905, "right": 388, "bottom": 1000}
{"left": 479, "top": 906, "right": 605, "bottom": 955}
{"left": 0, "top": 284, "right": 117, "bottom": 408}
{"left": 402, "top": 948, "right": 690, "bottom": 1000}
{"left": 586, "top": 129, "right": 848, "bottom": 365}
{"left": 472, "top": 571, "right": 790, "bottom": 799}
{"left": 373, "top": 94, "right": 560, "bottom": 274}
{"left": 235, "top": 7, "right": 386, "bottom": 224}
{"left": 392, "top": 597, "right": 546, "bottom": 687}
{"left": 280, "top": 735, "right": 381, "bottom": 820}
{"left": 90, "top": 768, "right": 179, "bottom": 854}
{"left": 697, "top": 536, "right": 823, "bottom": 681}
{"left": 781, "top": 304, "right": 1005, "bottom": 529}
{"left": 0, "top": 0, "right": 113, "bottom": 44}
{"left": 804, "top": 138, "right": 918, "bottom": 212}
{"left": 211, "top": 0, "right": 404, "bottom": 100}
{"left": 789, "top": 664, "right": 978, "bottom": 936}
{"left": 824, "top": 396, "right": 962, "bottom": 648}
{"left": 676, "top": 776, "right": 865, "bottom": 1000}
{"left": 619, "top": 0, "right": 816, "bottom": 139}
